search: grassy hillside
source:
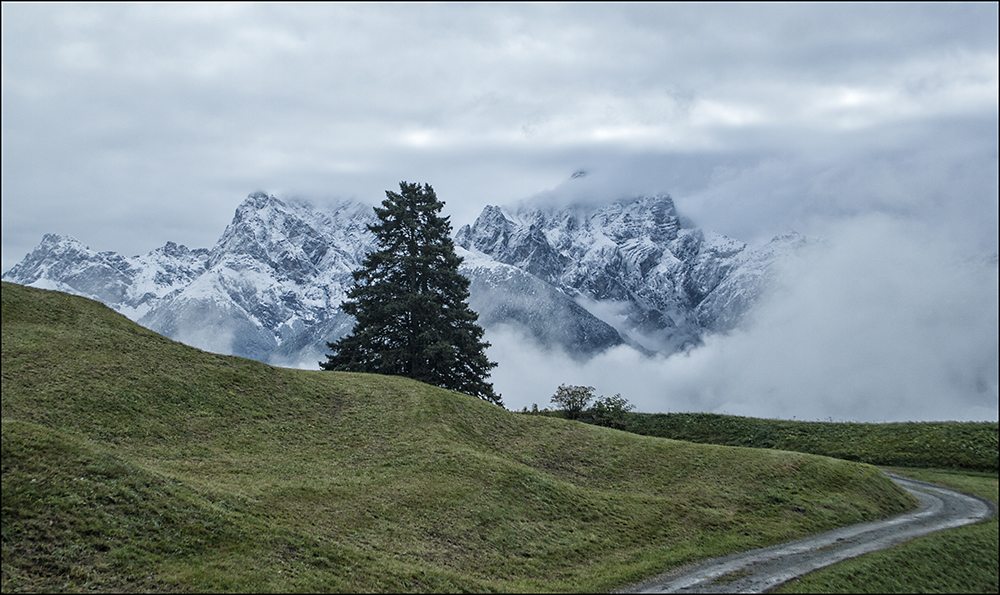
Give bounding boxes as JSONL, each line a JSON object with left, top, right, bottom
{"left": 776, "top": 468, "right": 998, "bottom": 594}
{"left": 2, "top": 281, "right": 915, "bottom": 592}
{"left": 617, "top": 413, "right": 998, "bottom": 472}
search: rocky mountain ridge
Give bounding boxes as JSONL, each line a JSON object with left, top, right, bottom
{"left": 3, "top": 191, "right": 803, "bottom": 366}
{"left": 456, "top": 194, "right": 805, "bottom": 353}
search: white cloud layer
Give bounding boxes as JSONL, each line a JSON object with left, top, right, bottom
{"left": 491, "top": 214, "right": 998, "bottom": 422}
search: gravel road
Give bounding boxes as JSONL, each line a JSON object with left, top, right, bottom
{"left": 619, "top": 473, "right": 996, "bottom": 594}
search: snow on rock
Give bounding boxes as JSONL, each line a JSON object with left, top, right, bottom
{"left": 456, "top": 194, "right": 804, "bottom": 354}
{"left": 4, "top": 191, "right": 805, "bottom": 367}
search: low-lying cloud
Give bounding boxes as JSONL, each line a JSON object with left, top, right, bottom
{"left": 489, "top": 213, "right": 998, "bottom": 422}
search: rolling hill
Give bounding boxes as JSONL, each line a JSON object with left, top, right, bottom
{"left": 1, "top": 281, "right": 914, "bottom": 592}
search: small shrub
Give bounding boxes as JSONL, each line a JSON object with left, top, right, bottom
{"left": 589, "top": 394, "right": 634, "bottom": 429}
{"left": 550, "top": 385, "right": 596, "bottom": 420}
{"left": 549, "top": 386, "right": 635, "bottom": 429}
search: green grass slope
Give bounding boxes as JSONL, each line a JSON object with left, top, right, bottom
{"left": 618, "top": 413, "right": 998, "bottom": 472}
{"left": 2, "top": 282, "right": 915, "bottom": 593}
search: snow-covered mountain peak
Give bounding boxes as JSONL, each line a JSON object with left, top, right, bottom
{"left": 29, "top": 233, "right": 103, "bottom": 263}
{"left": 2, "top": 233, "right": 139, "bottom": 304}
{"left": 39, "top": 232, "right": 84, "bottom": 249}
{"left": 238, "top": 190, "right": 283, "bottom": 213}
{"left": 5, "top": 189, "right": 805, "bottom": 367}
{"left": 208, "top": 193, "right": 375, "bottom": 279}
{"left": 455, "top": 193, "right": 809, "bottom": 353}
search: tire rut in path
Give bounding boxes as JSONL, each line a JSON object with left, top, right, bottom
{"left": 619, "top": 473, "right": 996, "bottom": 594}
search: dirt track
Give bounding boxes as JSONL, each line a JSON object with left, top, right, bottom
{"left": 619, "top": 473, "right": 996, "bottom": 594}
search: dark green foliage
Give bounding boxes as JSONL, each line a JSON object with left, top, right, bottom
{"left": 550, "top": 384, "right": 595, "bottom": 419}
{"left": 588, "top": 393, "right": 635, "bottom": 429}
{"left": 547, "top": 387, "right": 635, "bottom": 428}
{"left": 321, "top": 182, "right": 500, "bottom": 405}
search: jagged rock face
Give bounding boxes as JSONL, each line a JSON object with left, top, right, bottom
{"left": 3, "top": 193, "right": 378, "bottom": 363}
{"left": 150, "top": 192, "right": 379, "bottom": 361}
{"left": 456, "top": 195, "right": 805, "bottom": 353}
{"left": 459, "top": 249, "right": 625, "bottom": 359}
{"left": 3, "top": 233, "right": 210, "bottom": 320}
{"left": 4, "top": 234, "right": 138, "bottom": 305}
{"left": 3, "top": 191, "right": 802, "bottom": 366}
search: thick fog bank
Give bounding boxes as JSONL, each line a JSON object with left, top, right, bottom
{"left": 490, "top": 214, "right": 998, "bottom": 422}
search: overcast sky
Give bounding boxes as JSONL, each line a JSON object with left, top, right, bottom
{"left": 3, "top": 3, "right": 997, "bottom": 421}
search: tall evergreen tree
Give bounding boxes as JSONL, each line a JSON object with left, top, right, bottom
{"left": 321, "top": 182, "right": 501, "bottom": 405}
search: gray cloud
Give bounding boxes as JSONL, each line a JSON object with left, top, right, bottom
{"left": 5, "top": 4, "right": 996, "bottom": 268}
{"left": 2, "top": 4, "right": 996, "bottom": 420}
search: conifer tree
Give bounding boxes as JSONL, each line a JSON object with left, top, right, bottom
{"left": 321, "top": 182, "right": 501, "bottom": 405}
